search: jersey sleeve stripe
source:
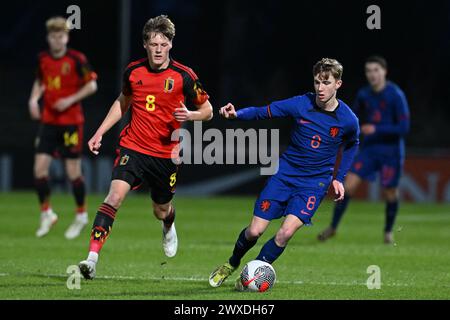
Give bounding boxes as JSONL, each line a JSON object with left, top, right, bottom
{"left": 172, "top": 60, "right": 198, "bottom": 80}
{"left": 126, "top": 57, "right": 148, "bottom": 70}
{"left": 122, "top": 59, "right": 149, "bottom": 93}
{"left": 66, "top": 50, "right": 93, "bottom": 81}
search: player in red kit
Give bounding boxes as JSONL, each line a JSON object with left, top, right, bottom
{"left": 29, "top": 17, "right": 97, "bottom": 239}
{"left": 78, "top": 15, "right": 213, "bottom": 279}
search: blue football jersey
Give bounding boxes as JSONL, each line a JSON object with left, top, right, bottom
{"left": 353, "top": 81, "right": 410, "bottom": 157}
{"left": 236, "top": 92, "right": 360, "bottom": 185}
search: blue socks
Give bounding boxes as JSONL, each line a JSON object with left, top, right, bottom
{"left": 228, "top": 228, "right": 257, "bottom": 268}
{"left": 256, "top": 237, "right": 285, "bottom": 264}
{"left": 385, "top": 201, "right": 399, "bottom": 232}
{"left": 229, "top": 230, "right": 287, "bottom": 266}
{"left": 331, "top": 195, "right": 399, "bottom": 232}
{"left": 331, "top": 196, "right": 351, "bottom": 229}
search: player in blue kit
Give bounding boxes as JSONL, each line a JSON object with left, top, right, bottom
{"left": 209, "top": 58, "right": 360, "bottom": 288}
{"left": 318, "top": 56, "right": 410, "bottom": 244}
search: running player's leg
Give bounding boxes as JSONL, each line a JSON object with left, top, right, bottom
{"left": 256, "top": 214, "right": 303, "bottom": 264}
{"left": 382, "top": 187, "right": 399, "bottom": 244}
{"left": 79, "top": 147, "right": 141, "bottom": 279}
{"left": 209, "top": 176, "right": 288, "bottom": 287}
{"left": 332, "top": 173, "right": 361, "bottom": 227}
{"left": 34, "top": 124, "right": 59, "bottom": 237}
{"left": 318, "top": 150, "right": 376, "bottom": 241}
{"left": 64, "top": 158, "right": 88, "bottom": 239}
{"left": 318, "top": 173, "right": 362, "bottom": 241}
{"left": 259, "top": 187, "right": 325, "bottom": 263}
{"left": 229, "top": 216, "right": 271, "bottom": 268}
{"left": 146, "top": 156, "right": 179, "bottom": 257}
{"left": 153, "top": 201, "right": 174, "bottom": 228}
{"left": 63, "top": 125, "right": 87, "bottom": 215}
{"left": 209, "top": 215, "right": 272, "bottom": 288}
{"left": 152, "top": 200, "right": 178, "bottom": 258}
{"left": 78, "top": 179, "right": 131, "bottom": 279}
{"left": 380, "top": 160, "right": 402, "bottom": 244}
{"left": 34, "top": 153, "right": 53, "bottom": 211}
{"left": 34, "top": 153, "right": 57, "bottom": 237}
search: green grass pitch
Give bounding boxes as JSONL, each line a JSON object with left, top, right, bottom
{"left": 0, "top": 192, "right": 449, "bottom": 299}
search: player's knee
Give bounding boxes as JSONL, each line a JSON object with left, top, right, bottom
{"left": 105, "top": 191, "right": 125, "bottom": 209}
{"left": 66, "top": 168, "right": 81, "bottom": 181}
{"left": 344, "top": 186, "right": 355, "bottom": 197}
{"left": 34, "top": 163, "right": 48, "bottom": 178}
{"left": 275, "top": 227, "right": 296, "bottom": 246}
{"left": 344, "top": 174, "right": 361, "bottom": 197}
{"left": 246, "top": 225, "right": 264, "bottom": 240}
{"left": 383, "top": 188, "right": 398, "bottom": 202}
{"left": 344, "top": 181, "right": 357, "bottom": 197}
{"left": 65, "top": 162, "right": 81, "bottom": 180}
{"left": 34, "top": 168, "right": 48, "bottom": 179}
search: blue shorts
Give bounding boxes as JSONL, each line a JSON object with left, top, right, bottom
{"left": 350, "top": 147, "right": 403, "bottom": 188}
{"left": 253, "top": 175, "right": 328, "bottom": 226}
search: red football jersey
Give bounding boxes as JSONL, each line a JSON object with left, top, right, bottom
{"left": 37, "top": 49, "right": 97, "bottom": 125}
{"left": 119, "top": 58, "right": 209, "bottom": 159}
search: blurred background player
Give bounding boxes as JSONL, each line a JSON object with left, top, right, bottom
{"left": 209, "top": 58, "right": 360, "bottom": 288}
{"left": 29, "top": 17, "right": 98, "bottom": 239}
{"left": 77, "top": 15, "right": 213, "bottom": 280}
{"left": 318, "top": 55, "right": 410, "bottom": 244}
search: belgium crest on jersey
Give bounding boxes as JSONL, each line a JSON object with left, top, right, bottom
{"left": 61, "top": 61, "right": 71, "bottom": 75}
{"left": 164, "top": 77, "right": 174, "bottom": 93}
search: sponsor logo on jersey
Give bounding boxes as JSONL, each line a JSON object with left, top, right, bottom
{"left": 299, "top": 118, "right": 312, "bottom": 124}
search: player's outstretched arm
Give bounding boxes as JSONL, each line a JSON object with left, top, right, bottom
{"left": 88, "top": 93, "right": 131, "bottom": 155}
{"left": 28, "top": 79, "right": 44, "bottom": 120}
{"left": 53, "top": 80, "right": 98, "bottom": 112}
{"left": 173, "top": 100, "right": 213, "bottom": 122}
{"left": 219, "top": 96, "right": 299, "bottom": 121}
{"left": 219, "top": 103, "right": 270, "bottom": 120}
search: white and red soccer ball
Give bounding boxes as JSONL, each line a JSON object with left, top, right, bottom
{"left": 239, "top": 260, "right": 276, "bottom": 292}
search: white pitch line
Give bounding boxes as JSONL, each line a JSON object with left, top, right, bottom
{"left": 6, "top": 272, "right": 412, "bottom": 287}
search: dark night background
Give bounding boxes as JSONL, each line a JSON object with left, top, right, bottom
{"left": 1, "top": 0, "right": 449, "bottom": 191}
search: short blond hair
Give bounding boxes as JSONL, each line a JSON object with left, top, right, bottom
{"left": 46, "top": 16, "right": 70, "bottom": 33}
{"left": 313, "top": 58, "right": 343, "bottom": 80}
{"left": 142, "top": 15, "right": 175, "bottom": 42}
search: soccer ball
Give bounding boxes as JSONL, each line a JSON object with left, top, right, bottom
{"left": 238, "top": 260, "right": 276, "bottom": 292}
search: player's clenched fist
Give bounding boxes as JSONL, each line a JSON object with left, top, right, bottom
{"left": 88, "top": 134, "right": 102, "bottom": 155}
{"left": 219, "top": 103, "right": 237, "bottom": 119}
